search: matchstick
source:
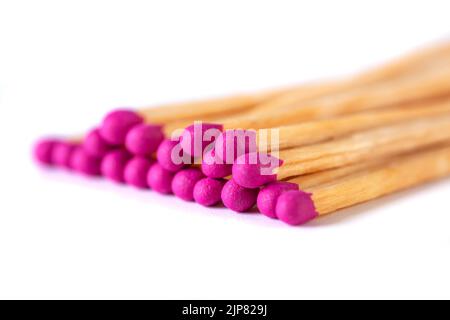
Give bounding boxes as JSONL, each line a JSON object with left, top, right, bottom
{"left": 274, "top": 145, "right": 450, "bottom": 225}
{"left": 257, "top": 157, "right": 400, "bottom": 218}
{"left": 225, "top": 153, "right": 402, "bottom": 214}
{"left": 232, "top": 116, "right": 450, "bottom": 188}
{"left": 179, "top": 62, "right": 450, "bottom": 157}
{"left": 201, "top": 97, "right": 450, "bottom": 178}
{"left": 261, "top": 97, "right": 450, "bottom": 151}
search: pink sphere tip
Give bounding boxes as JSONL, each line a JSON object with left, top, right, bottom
{"left": 147, "top": 163, "right": 175, "bottom": 194}
{"left": 99, "top": 109, "right": 143, "bottom": 145}
{"left": 101, "top": 149, "right": 132, "bottom": 183}
{"left": 123, "top": 156, "right": 154, "bottom": 189}
{"left": 34, "top": 138, "right": 59, "bottom": 166}
{"left": 180, "top": 123, "right": 223, "bottom": 157}
{"left": 70, "top": 147, "right": 102, "bottom": 176}
{"left": 214, "top": 129, "right": 257, "bottom": 162}
{"left": 51, "top": 141, "right": 78, "bottom": 169}
{"left": 201, "top": 148, "right": 232, "bottom": 178}
{"left": 232, "top": 153, "right": 282, "bottom": 188}
{"left": 221, "top": 179, "right": 259, "bottom": 213}
{"left": 257, "top": 182, "right": 299, "bottom": 218}
{"left": 156, "top": 139, "right": 187, "bottom": 172}
{"left": 125, "top": 123, "right": 164, "bottom": 156}
{"left": 193, "top": 177, "right": 226, "bottom": 207}
{"left": 84, "top": 128, "right": 113, "bottom": 158}
{"left": 171, "top": 168, "right": 205, "bottom": 201}
{"left": 275, "top": 190, "right": 318, "bottom": 225}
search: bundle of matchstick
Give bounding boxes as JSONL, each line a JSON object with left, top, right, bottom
{"left": 34, "top": 41, "right": 450, "bottom": 226}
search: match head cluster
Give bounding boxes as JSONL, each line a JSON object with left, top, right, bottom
{"left": 34, "top": 111, "right": 314, "bottom": 226}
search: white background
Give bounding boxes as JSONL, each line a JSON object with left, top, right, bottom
{"left": 1, "top": 0, "right": 450, "bottom": 299}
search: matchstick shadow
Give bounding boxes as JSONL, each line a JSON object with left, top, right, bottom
{"left": 36, "top": 169, "right": 450, "bottom": 228}
{"left": 305, "top": 177, "right": 450, "bottom": 227}
{"left": 38, "top": 169, "right": 275, "bottom": 225}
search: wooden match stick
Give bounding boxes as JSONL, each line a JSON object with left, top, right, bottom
{"left": 147, "top": 58, "right": 450, "bottom": 143}
{"left": 249, "top": 41, "right": 450, "bottom": 115}
{"left": 285, "top": 159, "right": 390, "bottom": 189}
{"left": 223, "top": 63, "right": 450, "bottom": 129}
{"left": 258, "top": 96, "right": 450, "bottom": 151}
{"left": 201, "top": 97, "right": 450, "bottom": 178}
{"left": 232, "top": 116, "right": 450, "bottom": 188}
{"left": 274, "top": 145, "right": 450, "bottom": 225}
{"left": 179, "top": 61, "right": 450, "bottom": 158}
{"left": 256, "top": 148, "right": 444, "bottom": 218}
{"left": 257, "top": 156, "right": 393, "bottom": 217}
{"left": 138, "top": 91, "right": 285, "bottom": 124}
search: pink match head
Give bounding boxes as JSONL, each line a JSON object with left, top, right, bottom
{"left": 232, "top": 153, "right": 282, "bottom": 188}
{"left": 221, "top": 179, "right": 259, "bottom": 213}
{"left": 101, "top": 149, "right": 132, "bottom": 183}
{"left": 171, "top": 168, "right": 205, "bottom": 201}
{"left": 201, "top": 148, "right": 232, "bottom": 178}
{"left": 156, "top": 139, "right": 187, "bottom": 172}
{"left": 70, "top": 147, "right": 102, "bottom": 176}
{"left": 214, "top": 129, "right": 257, "bottom": 163}
{"left": 257, "top": 182, "right": 299, "bottom": 218}
{"left": 99, "top": 109, "right": 143, "bottom": 145}
{"left": 147, "top": 163, "right": 175, "bottom": 194}
{"left": 51, "top": 141, "right": 78, "bottom": 169}
{"left": 125, "top": 123, "right": 164, "bottom": 157}
{"left": 193, "top": 178, "right": 227, "bottom": 207}
{"left": 34, "top": 138, "right": 59, "bottom": 166}
{"left": 180, "top": 123, "right": 223, "bottom": 157}
{"left": 123, "top": 156, "right": 154, "bottom": 189}
{"left": 84, "top": 128, "right": 114, "bottom": 158}
{"left": 275, "top": 190, "right": 318, "bottom": 225}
